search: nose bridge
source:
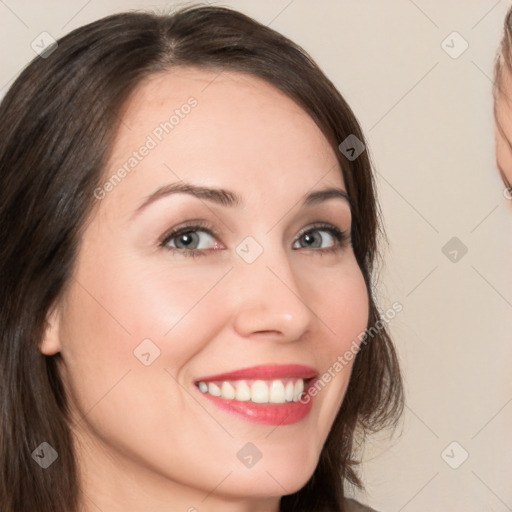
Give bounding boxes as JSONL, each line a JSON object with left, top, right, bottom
{"left": 231, "top": 232, "right": 313, "bottom": 339}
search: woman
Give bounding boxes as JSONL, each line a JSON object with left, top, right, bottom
{"left": 494, "top": 5, "right": 512, "bottom": 195}
{"left": 0, "top": 5, "right": 403, "bottom": 512}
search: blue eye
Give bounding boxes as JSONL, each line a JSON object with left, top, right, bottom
{"left": 293, "top": 224, "right": 349, "bottom": 254}
{"left": 163, "top": 229, "right": 216, "bottom": 251}
{"left": 160, "top": 221, "right": 219, "bottom": 257}
{"left": 160, "top": 221, "right": 350, "bottom": 258}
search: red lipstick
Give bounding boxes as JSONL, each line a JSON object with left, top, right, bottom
{"left": 194, "top": 364, "right": 319, "bottom": 426}
{"left": 195, "top": 364, "right": 318, "bottom": 382}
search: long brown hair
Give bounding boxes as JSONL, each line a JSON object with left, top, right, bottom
{"left": 0, "top": 5, "right": 404, "bottom": 511}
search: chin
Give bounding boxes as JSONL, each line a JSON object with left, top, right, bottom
{"left": 220, "top": 458, "right": 318, "bottom": 498}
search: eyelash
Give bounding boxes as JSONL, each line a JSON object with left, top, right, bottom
{"left": 159, "top": 220, "right": 350, "bottom": 258}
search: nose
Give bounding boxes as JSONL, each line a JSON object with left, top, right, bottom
{"left": 231, "top": 241, "right": 315, "bottom": 343}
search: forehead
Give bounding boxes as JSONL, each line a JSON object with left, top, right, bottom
{"left": 101, "top": 67, "right": 346, "bottom": 213}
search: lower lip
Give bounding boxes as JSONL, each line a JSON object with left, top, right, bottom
{"left": 195, "top": 384, "right": 315, "bottom": 426}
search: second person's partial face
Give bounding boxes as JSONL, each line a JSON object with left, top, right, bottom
{"left": 495, "top": 61, "right": 512, "bottom": 194}
{"left": 42, "top": 67, "right": 370, "bottom": 511}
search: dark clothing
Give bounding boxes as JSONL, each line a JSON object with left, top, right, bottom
{"left": 344, "top": 497, "right": 379, "bottom": 512}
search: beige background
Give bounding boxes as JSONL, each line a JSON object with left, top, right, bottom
{"left": 1, "top": 1, "right": 511, "bottom": 510}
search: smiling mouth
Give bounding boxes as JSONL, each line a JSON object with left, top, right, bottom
{"left": 195, "top": 377, "right": 315, "bottom": 404}
{"left": 193, "top": 364, "right": 319, "bottom": 425}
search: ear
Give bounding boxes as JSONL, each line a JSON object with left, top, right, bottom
{"left": 39, "top": 304, "right": 62, "bottom": 355}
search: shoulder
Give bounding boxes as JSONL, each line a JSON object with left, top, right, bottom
{"left": 343, "top": 497, "right": 380, "bottom": 512}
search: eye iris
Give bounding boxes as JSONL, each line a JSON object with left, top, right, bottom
{"left": 176, "top": 231, "right": 198, "bottom": 249}
{"left": 303, "top": 232, "right": 320, "bottom": 248}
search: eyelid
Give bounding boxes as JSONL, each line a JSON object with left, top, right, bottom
{"left": 296, "top": 221, "right": 347, "bottom": 240}
{"left": 159, "top": 219, "right": 220, "bottom": 247}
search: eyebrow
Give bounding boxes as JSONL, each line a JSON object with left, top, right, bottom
{"left": 131, "top": 181, "right": 350, "bottom": 219}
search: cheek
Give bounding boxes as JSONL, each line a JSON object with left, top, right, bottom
{"left": 495, "top": 126, "right": 507, "bottom": 167}
{"left": 289, "top": 258, "right": 369, "bottom": 450}
{"left": 56, "top": 241, "right": 218, "bottom": 415}
{"left": 495, "top": 103, "right": 512, "bottom": 186}
{"left": 314, "top": 261, "right": 369, "bottom": 356}
{"left": 56, "top": 252, "right": 236, "bottom": 470}
{"left": 62, "top": 239, "right": 231, "bottom": 361}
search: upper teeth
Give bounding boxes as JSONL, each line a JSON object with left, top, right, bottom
{"left": 197, "top": 378, "right": 306, "bottom": 403}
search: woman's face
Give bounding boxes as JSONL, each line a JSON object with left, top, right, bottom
{"left": 41, "top": 68, "right": 369, "bottom": 511}
{"left": 495, "top": 61, "right": 512, "bottom": 192}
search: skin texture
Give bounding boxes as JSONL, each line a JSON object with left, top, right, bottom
{"left": 495, "top": 61, "right": 512, "bottom": 192}
{"left": 40, "top": 68, "right": 369, "bottom": 512}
